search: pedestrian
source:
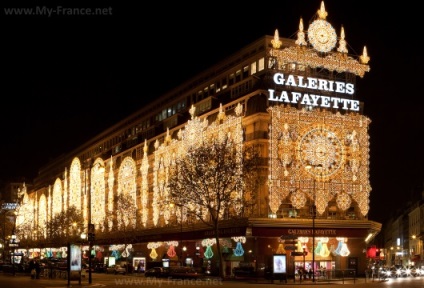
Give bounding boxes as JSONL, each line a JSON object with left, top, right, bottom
{"left": 298, "top": 267, "right": 304, "bottom": 280}
{"left": 35, "top": 260, "right": 41, "bottom": 279}
{"left": 29, "top": 259, "right": 36, "bottom": 279}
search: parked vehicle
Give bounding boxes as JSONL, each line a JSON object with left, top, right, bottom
{"left": 114, "top": 265, "right": 126, "bottom": 275}
{"left": 145, "top": 267, "right": 169, "bottom": 278}
{"left": 94, "top": 263, "right": 106, "bottom": 273}
{"left": 169, "top": 267, "right": 201, "bottom": 279}
{"left": 106, "top": 264, "right": 126, "bottom": 275}
{"left": 82, "top": 263, "right": 95, "bottom": 273}
{"left": 105, "top": 266, "right": 114, "bottom": 274}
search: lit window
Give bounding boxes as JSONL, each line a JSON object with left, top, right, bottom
{"left": 251, "top": 62, "right": 257, "bottom": 74}
{"left": 258, "top": 57, "right": 265, "bottom": 71}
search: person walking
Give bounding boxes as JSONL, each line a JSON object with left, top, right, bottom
{"left": 308, "top": 267, "right": 313, "bottom": 279}
{"left": 35, "top": 260, "right": 41, "bottom": 279}
{"left": 29, "top": 260, "right": 36, "bottom": 279}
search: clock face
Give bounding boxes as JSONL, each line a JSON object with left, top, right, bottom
{"left": 307, "top": 19, "right": 337, "bottom": 53}
{"left": 297, "top": 127, "right": 344, "bottom": 178}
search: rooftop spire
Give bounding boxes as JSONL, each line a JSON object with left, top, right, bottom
{"left": 317, "top": 1, "right": 328, "bottom": 19}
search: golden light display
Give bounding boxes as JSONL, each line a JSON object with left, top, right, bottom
{"left": 91, "top": 159, "right": 106, "bottom": 231}
{"left": 117, "top": 157, "right": 137, "bottom": 229}
{"left": 271, "top": 2, "right": 370, "bottom": 77}
{"left": 140, "top": 140, "right": 149, "bottom": 227}
{"left": 268, "top": 106, "right": 371, "bottom": 217}
{"left": 152, "top": 103, "right": 244, "bottom": 225}
{"left": 107, "top": 157, "right": 114, "bottom": 230}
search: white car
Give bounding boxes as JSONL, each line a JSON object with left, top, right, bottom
{"left": 106, "top": 264, "right": 126, "bottom": 275}
{"left": 114, "top": 265, "right": 126, "bottom": 275}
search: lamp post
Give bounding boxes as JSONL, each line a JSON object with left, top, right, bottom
{"left": 179, "top": 205, "right": 184, "bottom": 266}
{"left": 2, "top": 211, "right": 5, "bottom": 263}
{"left": 85, "top": 161, "right": 103, "bottom": 284}
{"left": 10, "top": 211, "right": 17, "bottom": 276}
{"left": 1, "top": 209, "right": 18, "bottom": 275}
{"left": 310, "top": 189, "right": 316, "bottom": 283}
{"left": 171, "top": 202, "right": 184, "bottom": 266}
{"left": 11, "top": 234, "right": 16, "bottom": 276}
{"left": 84, "top": 160, "right": 93, "bottom": 284}
{"left": 306, "top": 164, "right": 322, "bottom": 283}
{"left": 80, "top": 231, "right": 87, "bottom": 282}
{"left": 88, "top": 223, "right": 94, "bottom": 284}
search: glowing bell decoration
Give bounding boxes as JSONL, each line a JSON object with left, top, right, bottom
{"left": 314, "top": 241, "right": 322, "bottom": 255}
{"left": 339, "top": 242, "right": 350, "bottom": 257}
{"left": 167, "top": 245, "right": 177, "bottom": 258}
{"left": 233, "top": 241, "right": 244, "bottom": 256}
{"left": 204, "top": 246, "right": 214, "bottom": 259}
{"left": 149, "top": 248, "right": 158, "bottom": 260}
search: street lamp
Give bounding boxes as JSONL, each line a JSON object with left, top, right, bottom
{"left": 1, "top": 209, "right": 18, "bottom": 275}
{"left": 2, "top": 212, "right": 5, "bottom": 263}
{"left": 311, "top": 193, "right": 316, "bottom": 283}
{"left": 84, "top": 159, "right": 105, "bottom": 284}
{"left": 170, "top": 202, "right": 184, "bottom": 265}
{"left": 88, "top": 223, "right": 94, "bottom": 284}
{"left": 305, "top": 163, "right": 322, "bottom": 282}
{"left": 11, "top": 233, "right": 16, "bottom": 276}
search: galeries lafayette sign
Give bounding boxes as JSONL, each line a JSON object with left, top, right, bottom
{"left": 268, "top": 73, "right": 360, "bottom": 111}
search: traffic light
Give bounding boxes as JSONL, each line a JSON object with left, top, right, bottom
{"left": 88, "top": 232, "right": 95, "bottom": 242}
{"left": 88, "top": 223, "right": 95, "bottom": 233}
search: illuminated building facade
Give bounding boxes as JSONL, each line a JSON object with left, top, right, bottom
{"left": 14, "top": 2, "right": 381, "bottom": 278}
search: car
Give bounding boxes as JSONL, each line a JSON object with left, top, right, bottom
{"left": 105, "top": 265, "right": 114, "bottom": 274}
{"left": 106, "top": 264, "right": 126, "bottom": 275}
{"left": 113, "top": 264, "right": 126, "bottom": 275}
{"left": 94, "top": 263, "right": 106, "bottom": 273}
{"left": 145, "top": 267, "right": 169, "bottom": 278}
{"left": 82, "top": 263, "right": 95, "bottom": 273}
{"left": 169, "top": 267, "right": 200, "bottom": 279}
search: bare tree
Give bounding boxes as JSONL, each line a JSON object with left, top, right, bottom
{"left": 45, "top": 205, "right": 84, "bottom": 246}
{"left": 167, "top": 135, "right": 260, "bottom": 279}
{"left": 107, "top": 193, "right": 137, "bottom": 270}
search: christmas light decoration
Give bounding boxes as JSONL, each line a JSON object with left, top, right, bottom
{"left": 268, "top": 106, "right": 371, "bottom": 217}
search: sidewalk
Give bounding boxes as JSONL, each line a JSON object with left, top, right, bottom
{"left": 223, "top": 275, "right": 385, "bottom": 285}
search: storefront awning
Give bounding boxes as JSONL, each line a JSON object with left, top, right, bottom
{"left": 411, "top": 255, "right": 421, "bottom": 262}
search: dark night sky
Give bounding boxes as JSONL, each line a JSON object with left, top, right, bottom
{"left": 2, "top": 1, "right": 423, "bottom": 224}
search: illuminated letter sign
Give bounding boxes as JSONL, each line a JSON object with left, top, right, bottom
{"left": 268, "top": 73, "right": 359, "bottom": 111}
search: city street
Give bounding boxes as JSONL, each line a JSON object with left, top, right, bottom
{"left": 1, "top": 272, "right": 424, "bottom": 288}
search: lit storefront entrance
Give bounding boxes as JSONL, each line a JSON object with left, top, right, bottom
{"left": 95, "top": 219, "right": 376, "bottom": 278}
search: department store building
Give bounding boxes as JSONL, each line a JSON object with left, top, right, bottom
{"left": 15, "top": 2, "right": 381, "bottom": 278}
